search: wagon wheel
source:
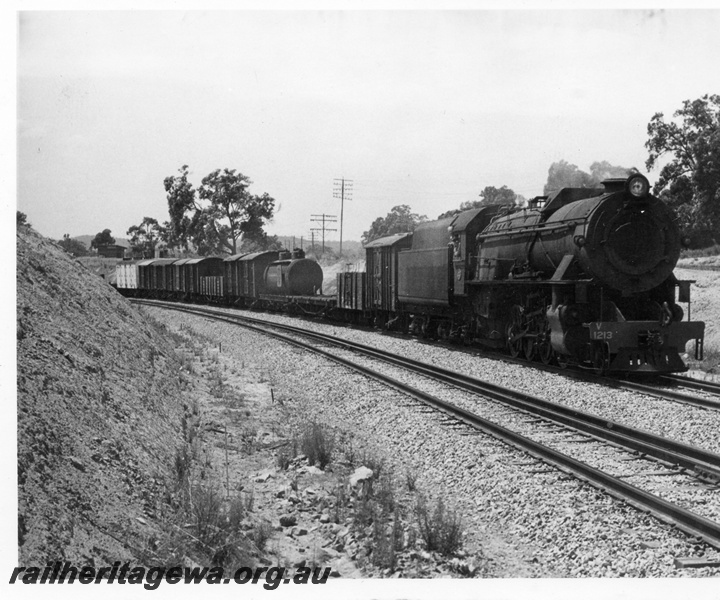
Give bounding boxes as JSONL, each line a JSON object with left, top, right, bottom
{"left": 537, "top": 330, "right": 554, "bottom": 365}
{"left": 592, "top": 343, "right": 610, "bottom": 376}
{"left": 420, "top": 319, "right": 436, "bottom": 339}
{"left": 506, "top": 305, "right": 524, "bottom": 358}
{"left": 506, "top": 322, "right": 523, "bottom": 358}
{"left": 522, "top": 336, "right": 536, "bottom": 361}
{"left": 437, "top": 321, "right": 450, "bottom": 341}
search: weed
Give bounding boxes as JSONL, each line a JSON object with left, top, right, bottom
{"left": 356, "top": 450, "right": 384, "bottom": 478}
{"left": 251, "top": 521, "right": 274, "bottom": 552}
{"left": 332, "top": 484, "right": 347, "bottom": 524}
{"left": 240, "top": 426, "right": 258, "bottom": 454}
{"left": 405, "top": 469, "right": 418, "bottom": 492}
{"left": 415, "top": 495, "right": 463, "bottom": 556}
{"left": 243, "top": 489, "right": 255, "bottom": 513}
{"left": 174, "top": 446, "right": 192, "bottom": 493}
{"left": 343, "top": 442, "right": 356, "bottom": 466}
{"left": 209, "top": 368, "right": 225, "bottom": 399}
{"left": 406, "top": 523, "right": 417, "bottom": 550}
{"left": 375, "top": 475, "right": 395, "bottom": 514}
{"left": 227, "top": 495, "right": 245, "bottom": 529}
{"left": 371, "top": 507, "right": 403, "bottom": 570}
{"left": 300, "top": 422, "right": 334, "bottom": 469}
{"left": 163, "top": 485, "right": 255, "bottom": 570}
{"left": 179, "top": 353, "right": 196, "bottom": 375}
{"left": 353, "top": 492, "right": 375, "bottom": 529}
{"left": 190, "top": 485, "right": 225, "bottom": 547}
{"left": 686, "top": 345, "right": 720, "bottom": 374}
{"left": 276, "top": 443, "right": 292, "bottom": 470}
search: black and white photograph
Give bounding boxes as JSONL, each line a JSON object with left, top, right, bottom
{"left": 8, "top": 2, "right": 720, "bottom": 598}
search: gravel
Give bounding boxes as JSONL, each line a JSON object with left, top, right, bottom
{"left": 190, "top": 305, "right": 720, "bottom": 455}
{"left": 145, "top": 304, "right": 720, "bottom": 578}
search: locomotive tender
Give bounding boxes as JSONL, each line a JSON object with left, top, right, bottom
{"left": 116, "top": 173, "right": 704, "bottom": 375}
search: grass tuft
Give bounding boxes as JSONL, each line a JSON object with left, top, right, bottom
{"left": 414, "top": 495, "right": 463, "bottom": 556}
{"left": 300, "top": 422, "right": 334, "bottom": 468}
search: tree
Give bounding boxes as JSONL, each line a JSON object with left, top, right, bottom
{"left": 57, "top": 234, "right": 89, "bottom": 257}
{"left": 238, "top": 225, "right": 283, "bottom": 253}
{"left": 198, "top": 169, "right": 276, "bottom": 255}
{"left": 163, "top": 165, "right": 197, "bottom": 251}
{"left": 187, "top": 209, "right": 228, "bottom": 256}
{"left": 90, "top": 229, "right": 115, "bottom": 249}
{"left": 17, "top": 211, "right": 30, "bottom": 228}
{"left": 127, "top": 217, "right": 164, "bottom": 258}
{"left": 543, "top": 161, "right": 594, "bottom": 194}
{"left": 162, "top": 165, "right": 278, "bottom": 255}
{"left": 362, "top": 205, "right": 428, "bottom": 245}
{"left": 437, "top": 186, "right": 521, "bottom": 219}
{"left": 543, "top": 160, "right": 634, "bottom": 195}
{"left": 645, "top": 94, "right": 720, "bottom": 243}
{"left": 477, "top": 185, "right": 517, "bottom": 207}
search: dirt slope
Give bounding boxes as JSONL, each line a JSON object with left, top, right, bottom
{"left": 16, "top": 228, "right": 187, "bottom": 565}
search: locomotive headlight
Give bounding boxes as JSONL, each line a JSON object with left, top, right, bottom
{"left": 627, "top": 174, "right": 650, "bottom": 199}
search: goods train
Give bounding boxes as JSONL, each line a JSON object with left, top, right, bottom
{"left": 115, "top": 173, "right": 705, "bottom": 375}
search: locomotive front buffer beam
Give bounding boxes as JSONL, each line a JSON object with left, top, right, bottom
{"left": 583, "top": 320, "right": 705, "bottom": 373}
{"left": 547, "top": 308, "right": 705, "bottom": 373}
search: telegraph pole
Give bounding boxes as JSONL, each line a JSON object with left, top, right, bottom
{"left": 333, "top": 178, "right": 353, "bottom": 256}
{"left": 310, "top": 213, "right": 337, "bottom": 256}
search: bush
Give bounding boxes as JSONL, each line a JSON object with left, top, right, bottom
{"left": 372, "top": 507, "right": 403, "bottom": 570}
{"left": 415, "top": 496, "right": 463, "bottom": 556}
{"left": 300, "top": 422, "right": 334, "bottom": 468}
{"left": 190, "top": 485, "right": 225, "bottom": 548}
{"left": 276, "top": 443, "right": 293, "bottom": 470}
{"left": 17, "top": 211, "right": 30, "bottom": 228}
{"left": 181, "top": 486, "right": 253, "bottom": 569}
{"left": 251, "top": 522, "right": 273, "bottom": 552}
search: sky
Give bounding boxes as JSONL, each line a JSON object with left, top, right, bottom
{"left": 12, "top": 6, "right": 720, "bottom": 248}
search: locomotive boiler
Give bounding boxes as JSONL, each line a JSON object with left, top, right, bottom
{"left": 468, "top": 173, "right": 704, "bottom": 373}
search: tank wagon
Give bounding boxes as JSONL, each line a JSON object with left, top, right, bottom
{"left": 115, "top": 173, "right": 704, "bottom": 374}
{"left": 265, "top": 249, "right": 323, "bottom": 296}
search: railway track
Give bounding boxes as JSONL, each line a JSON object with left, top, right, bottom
{"left": 302, "top": 314, "right": 720, "bottom": 412}
{"left": 135, "top": 298, "right": 720, "bottom": 550}
{"left": 459, "top": 346, "right": 720, "bottom": 411}
{"left": 660, "top": 373, "right": 720, "bottom": 398}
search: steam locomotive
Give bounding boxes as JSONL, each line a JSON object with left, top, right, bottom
{"left": 116, "top": 173, "right": 704, "bottom": 375}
